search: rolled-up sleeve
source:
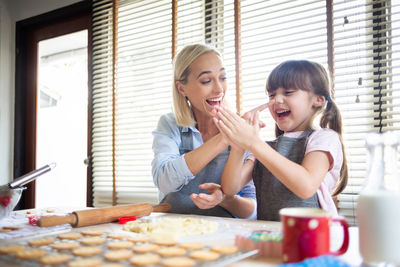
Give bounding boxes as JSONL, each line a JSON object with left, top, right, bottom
{"left": 151, "top": 114, "right": 194, "bottom": 198}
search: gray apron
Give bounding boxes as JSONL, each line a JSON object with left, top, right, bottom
{"left": 253, "top": 128, "right": 320, "bottom": 221}
{"left": 161, "top": 130, "right": 233, "bottom": 217}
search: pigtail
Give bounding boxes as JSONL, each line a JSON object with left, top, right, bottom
{"left": 320, "top": 97, "right": 348, "bottom": 197}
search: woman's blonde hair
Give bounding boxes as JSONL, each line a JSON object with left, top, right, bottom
{"left": 172, "top": 44, "right": 222, "bottom": 127}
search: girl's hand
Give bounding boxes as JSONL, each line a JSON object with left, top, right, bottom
{"left": 242, "top": 102, "right": 271, "bottom": 129}
{"left": 190, "top": 183, "right": 224, "bottom": 209}
{"left": 214, "top": 103, "right": 270, "bottom": 150}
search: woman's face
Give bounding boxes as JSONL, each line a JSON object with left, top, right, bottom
{"left": 177, "top": 52, "right": 227, "bottom": 118}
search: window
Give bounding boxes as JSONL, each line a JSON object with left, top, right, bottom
{"left": 91, "top": 0, "right": 400, "bottom": 225}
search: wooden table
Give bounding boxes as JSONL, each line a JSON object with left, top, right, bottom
{"left": 0, "top": 209, "right": 362, "bottom": 266}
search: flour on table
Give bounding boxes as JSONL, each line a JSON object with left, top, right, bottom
{"left": 123, "top": 217, "right": 218, "bottom": 237}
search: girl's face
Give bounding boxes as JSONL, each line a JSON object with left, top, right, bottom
{"left": 268, "top": 87, "right": 324, "bottom": 132}
{"left": 176, "top": 52, "right": 226, "bottom": 119}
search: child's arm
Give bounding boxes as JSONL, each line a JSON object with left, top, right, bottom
{"left": 216, "top": 106, "right": 330, "bottom": 199}
{"left": 220, "top": 147, "right": 254, "bottom": 196}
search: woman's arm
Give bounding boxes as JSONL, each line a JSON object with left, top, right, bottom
{"left": 152, "top": 114, "right": 228, "bottom": 196}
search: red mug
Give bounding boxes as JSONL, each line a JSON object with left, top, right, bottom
{"left": 279, "top": 207, "right": 349, "bottom": 263}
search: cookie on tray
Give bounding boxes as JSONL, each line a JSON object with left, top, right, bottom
{"left": 80, "top": 236, "right": 106, "bottom": 245}
{"left": 15, "top": 248, "right": 47, "bottom": 259}
{"left": 39, "top": 253, "right": 70, "bottom": 265}
{"left": 107, "top": 241, "right": 133, "bottom": 250}
{"left": 133, "top": 243, "right": 160, "bottom": 253}
{"left": 51, "top": 241, "right": 80, "bottom": 251}
{"left": 210, "top": 244, "right": 238, "bottom": 254}
{"left": 129, "top": 253, "right": 161, "bottom": 266}
{"left": 0, "top": 244, "right": 26, "bottom": 255}
{"left": 127, "top": 235, "right": 152, "bottom": 243}
{"left": 189, "top": 250, "right": 220, "bottom": 261}
{"left": 161, "top": 256, "right": 195, "bottom": 267}
{"left": 67, "top": 258, "right": 103, "bottom": 267}
{"left": 58, "top": 232, "right": 83, "bottom": 240}
{"left": 157, "top": 247, "right": 186, "bottom": 257}
{"left": 28, "top": 237, "right": 55, "bottom": 247}
{"left": 103, "top": 249, "right": 133, "bottom": 261}
{"left": 81, "top": 229, "right": 104, "bottom": 236}
{"left": 72, "top": 246, "right": 102, "bottom": 257}
{"left": 179, "top": 242, "right": 204, "bottom": 250}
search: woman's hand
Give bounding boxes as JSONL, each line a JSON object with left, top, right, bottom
{"left": 190, "top": 183, "right": 225, "bottom": 209}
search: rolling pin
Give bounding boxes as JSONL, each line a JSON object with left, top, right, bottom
{"left": 37, "top": 203, "right": 170, "bottom": 228}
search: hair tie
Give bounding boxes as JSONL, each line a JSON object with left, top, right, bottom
{"left": 326, "top": 95, "right": 331, "bottom": 102}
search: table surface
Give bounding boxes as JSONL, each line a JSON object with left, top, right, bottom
{"left": 0, "top": 207, "right": 363, "bottom": 266}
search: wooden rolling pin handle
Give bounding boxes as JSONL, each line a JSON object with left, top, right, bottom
{"left": 152, "top": 203, "right": 171, "bottom": 213}
{"left": 37, "top": 213, "right": 78, "bottom": 227}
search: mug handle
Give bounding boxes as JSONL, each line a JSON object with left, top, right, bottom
{"left": 330, "top": 217, "right": 350, "bottom": 256}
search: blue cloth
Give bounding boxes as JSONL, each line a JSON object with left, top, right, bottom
{"left": 151, "top": 113, "right": 256, "bottom": 218}
{"left": 278, "top": 255, "right": 351, "bottom": 267}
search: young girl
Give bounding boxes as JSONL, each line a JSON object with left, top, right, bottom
{"left": 215, "top": 60, "right": 348, "bottom": 221}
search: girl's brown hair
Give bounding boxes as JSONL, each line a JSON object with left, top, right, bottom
{"left": 266, "top": 60, "right": 348, "bottom": 196}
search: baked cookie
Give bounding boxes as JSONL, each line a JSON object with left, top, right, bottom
{"left": 133, "top": 243, "right": 160, "bottom": 253}
{"left": 51, "top": 242, "right": 80, "bottom": 251}
{"left": 153, "top": 238, "right": 177, "bottom": 246}
{"left": 15, "top": 248, "right": 46, "bottom": 259}
{"left": 0, "top": 228, "right": 12, "bottom": 232}
{"left": 211, "top": 244, "right": 238, "bottom": 254}
{"left": 107, "top": 233, "right": 130, "bottom": 239}
{"left": 189, "top": 250, "right": 220, "bottom": 261}
{"left": 129, "top": 253, "right": 161, "bottom": 266}
{"left": 0, "top": 244, "right": 26, "bottom": 255}
{"left": 103, "top": 249, "right": 133, "bottom": 261}
{"left": 127, "top": 235, "right": 152, "bottom": 243}
{"left": 39, "top": 253, "right": 70, "bottom": 265}
{"left": 28, "top": 237, "right": 55, "bottom": 247}
{"left": 157, "top": 247, "right": 186, "bottom": 257}
{"left": 161, "top": 256, "right": 195, "bottom": 267}
{"left": 179, "top": 242, "right": 204, "bottom": 250}
{"left": 81, "top": 229, "right": 104, "bottom": 236}
{"left": 68, "top": 258, "right": 103, "bottom": 267}
{"left": 72, "top": 246, "right": 102, "bottom": 257}
{"left": 80, "top": 236, "right": 106, "bottom": 245}
{"left": 58, "top": 232, "right": 83, "bottom": 240}
{"left": 107, "top": 241, "right": 133, "bottom": 250}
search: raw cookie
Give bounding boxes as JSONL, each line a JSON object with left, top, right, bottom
{"left": 133, "top": 243, "right": 160, "bottom": 253}
{"left": 211, "top": 244, "right": 238, "bottom": 254}
{"left": 39, "top": 253, "right": 70, "bottom": 265}
{"left": 189, "top": 250, "right": 220, "bottom": 261}
{"left": 58, "top": 232, "right": 83, "bottom": 240}
{"left": 51, "top": 242, "right": 80, "bottom": 251}
{"left": 129, "top": 253, "right": 161, "bottom": 266}
{"left": 81, "top": 229, "right": 104, "bottom": 236}
{"left": 15, "top": 248, "right": 46, "bottom": 259}
{"left": 107, "top": 241, "right": 133, "bottom": 249}
{"left": 68, "top": 258, "right": 103, "bottom": 267}
{"left": 80, "top": 236, "right": 106, "bottom": 245}
{"left": 157, "top": 247, "right": 186, "bottom": 257}
{"left": 28, "top": 237, "right": 55, "bottom": 247}
{"left": 0, "top": 244, "right": 26, "bottom": 255}
{"left": 72, "top": 246, "right": 102, "bottom": 257}
{"left": 161, "top": 256, "right": 195, "bottom": 267}
{"left": 127, "top": 235, "right": 152, "bottom": 243}
{"left": 103, "top": 249, "right": 133, "bottom": 261}
{"left": 179, "top": 242, "right": 204, "bottom": 250}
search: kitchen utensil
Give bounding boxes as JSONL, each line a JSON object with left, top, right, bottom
{"left": 37, "top": 203, "right": 171, "bottom": 227}
{"left": 0, "top": 163, "right": 56, "bottom": 191}
{"left": 0, "top": 163, "right": 56, "bottom": 219}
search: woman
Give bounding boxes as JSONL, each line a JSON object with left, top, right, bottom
{"left": 151, "top": 44, "right": 256, "bottom": 218}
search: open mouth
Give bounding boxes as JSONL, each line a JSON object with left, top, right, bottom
{"left": 276, "top": 109, "right": 290, "bottom": 118}
{"left": 206, "top": 96, "right": 223, "bottom": 107}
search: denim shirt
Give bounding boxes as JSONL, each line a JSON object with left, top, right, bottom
{"left": 152, "top": 113, "right": 256, "bottom": 218}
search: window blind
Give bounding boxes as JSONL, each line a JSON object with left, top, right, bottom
{"left": 333, "top": 0, "right": 400, "bottom": 225}
{"left": 91, "top": 0, "right": 400, "bottom": 225}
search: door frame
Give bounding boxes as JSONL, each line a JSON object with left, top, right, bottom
{"left": 14, "top": 0, "right": 93, "bottom": 209}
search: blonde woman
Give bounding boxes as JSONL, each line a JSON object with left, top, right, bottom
{"left": 151, "top": 44, "right": 256, "bottom": 218}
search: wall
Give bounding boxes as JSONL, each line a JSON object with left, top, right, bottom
{"left": 0, "top": 0, "right": 81, "bottom": 185}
